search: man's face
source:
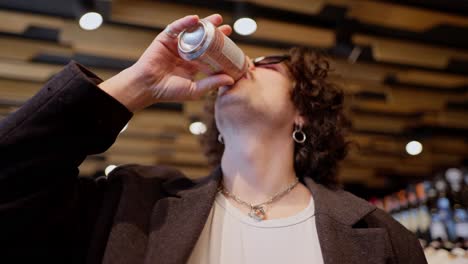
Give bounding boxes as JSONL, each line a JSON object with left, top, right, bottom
{"left": 215, "top": 55, "right": 298, "bottom": 131}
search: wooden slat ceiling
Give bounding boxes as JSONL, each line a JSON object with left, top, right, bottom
{"left": 0, "top": 0, "right": 467, "bottom": 192}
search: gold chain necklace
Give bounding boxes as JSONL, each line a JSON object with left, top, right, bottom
{"left": 217, "top": 177, "right": 300, "bottom": 221}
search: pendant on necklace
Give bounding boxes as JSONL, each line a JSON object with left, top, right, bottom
{"left": 248, "top": 205, "right": 266, "bottom": 221}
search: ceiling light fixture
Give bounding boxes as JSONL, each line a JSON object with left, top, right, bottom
{"left": 234, "top": 17, "right": 257, "bottom": 36}
{"left": 79, "top": 12, "right": 103, "bottom": 30}
{"left": 189, "top": 121, "right": 207, "bottom": 135}
{"left": 406, "top": 141, "right": 423, "bottom": 156}
{"left": 120, "top": 123, "right": 129, "bottom": 134}
{"left": 105, "top": 165, "right": 117, "bottom": 176}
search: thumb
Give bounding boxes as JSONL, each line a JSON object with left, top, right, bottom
{"left": 191, "top": 74, "right": 234, "bottom": 98}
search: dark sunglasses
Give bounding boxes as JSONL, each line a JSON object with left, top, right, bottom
{"left": 252, "top": 55, "right": 290, "bottom": 67}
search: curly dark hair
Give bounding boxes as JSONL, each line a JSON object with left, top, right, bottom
{"left": 199, "top": 47, "right": 351, "bottom": 188}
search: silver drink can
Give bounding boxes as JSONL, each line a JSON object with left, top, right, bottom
{"left": 178, "top": 19, "right": 248, "bottom": 80}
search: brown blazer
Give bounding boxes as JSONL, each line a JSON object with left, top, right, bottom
{"left": 100, "top": 164, "right": 428, "bottom": 264}
{"left": 0, "top": 62, "right": 427, "bottom": 264}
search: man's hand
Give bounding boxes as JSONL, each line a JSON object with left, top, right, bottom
{"left": 98, "top": 14, "right": 234, "bottom": 112}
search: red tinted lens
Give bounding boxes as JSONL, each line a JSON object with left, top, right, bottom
{"left": 253, "top": 55, "right": 289, "bottom": 66}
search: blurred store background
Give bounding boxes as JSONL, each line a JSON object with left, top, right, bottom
{"left": 0, "top": 0, "right": 467, "bottom": 262}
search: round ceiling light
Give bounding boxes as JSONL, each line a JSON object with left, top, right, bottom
{"left": 79, "top": 12, "right": 103, "bottom": 30}
{"left": 406, "top": 141, "right": 423, "bottom": 156}
{"left": 234, "top": 17, "right": 257, "bottom": 36}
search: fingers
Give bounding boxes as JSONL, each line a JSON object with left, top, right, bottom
{"left": 154, "top": 15, "right": 200, "bottom": 55}
{"left": 167, "top": 14, "right": 222, "bottom": 37}
{"left": 167, "top": 15, "right": 199, "bottom": 37}
{"left": 204, "top": 14, "right": 231, "bottom": 36}
{"left": 203, "top": 14, "right": 223, "bottom": 27}
{"left": 218, "top": 25, "right": 232, "bottom": 36}
{"left": 156, "top": 14, "right": 228, "bottom": 52}
{"left": 190, "top": 74, "right": 234, "bottom": 97}
{"left": 156, "top": 15, "right": 199, "bottom": 44}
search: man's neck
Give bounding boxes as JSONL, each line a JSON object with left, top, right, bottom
{"left": 219, "top": 128, "right": 299, "bottom": 205}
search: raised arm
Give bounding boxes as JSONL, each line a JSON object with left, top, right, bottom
{"left": 0, "top": 62, "right": 132, "bottom": 205}
{"left": 0, "top": 14, "right": 233, "bottom": 261}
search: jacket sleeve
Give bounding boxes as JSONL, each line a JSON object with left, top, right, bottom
{"left": 0, "top": 61, "right": 133, "bottom": 260}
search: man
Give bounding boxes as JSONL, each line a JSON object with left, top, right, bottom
{"left": 0, "top": 14, "right": 427, "bottom": 263}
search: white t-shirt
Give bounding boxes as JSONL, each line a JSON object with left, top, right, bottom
{"left": 187, "top": 191, "right": 324, "bottom": 264}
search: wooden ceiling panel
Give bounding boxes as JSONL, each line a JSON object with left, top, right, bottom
{"left": 390, "top": 163, "right": 433, "bottom": 175}
{"left": 345, "top": 150, "right": 454, "bottom": 176}
{"left": 0, "top": 10, "right": 65, "bottom": 34}
{"left": 60, "top": 21, "right": 154, "bottom": 60}
{"left": 338, "top": 166, "right": 376, "bottom": 182}
{"left": 345, "top": 0, "right": 468, "bottom": 31}
{"left": 184, "top": 101, "right": 206, "bottom": 117}
{"left": 112, "top": 0, "right": 231, "bottom": 28}
{"left": 127, "top": 110, "right": 187, "bottom": 132}
{"left": 353, "top": 35, "right": 468, "bottom": 68}
{"left": 113, "top": 1, "right": 335, "bottom": 49}
{"left": 350, "top": 113, "right": 410, "bottom": 133}
{"left": 0, "top": 105, "right": 17, "bottom": 115}
{"left": 349, "top": 133, "right": 468, "bottom": 158}
{"left": 0, "top": 60, "right": 61, "bottom": 82}
{"left": 361, "top": 176, "right": 387, "bottom": 189}
{"left": 348, "top": 134, "right": 405, "bottom": 155}
{"left": 253, "top": 18, "right": 335, "bottom": 48}
{"left": 347, "top": 152, "right": 404, "bottom": 168}
{"left": 395, "top": 70, "right": 468, "bottom": 88}
{"left": 105, "top": 145, "right": 208, "bottom": 167}
{"left": 247, "top": 0, "right": 326, "bottom": 15}
{"left": 420, "top": 111, "right": 468, "bottom": 129}
{"left": 250, "top": 0, "right": 468, "bottom": 32}
{"left": 175, "top": 134, "right": 204, "bottom": 150}
{"left": 351, "top": 101, "right": 423, "bottom": 115}
{"left": 107, "top": 153, "right": 157, "bottom": 165}
{"left": 0, "top": 60, "right": 117, "bottom": 90}
{"left": 158, "top": 151, "right": 209, "bottom": 166}
{"left": 338, "top": 78, "right": 390, "bottom": 94}
{"left": 416, "top": 152, "right": 463, "bottom": 167}
{"left": 0, "top": 79, "right": 42, "bottom": 101}
{"left": 0, "top": 38, "right": 72, "bottom": 61}
{"left": 430, "top": 137, "right": 468, "bottom": 156}
{"left": 388, "top": 88, "right": 461, "bottom": 111}
{"left": 337, "top": 167, "right": 386, "bottom": 189}
{"left": 111, "top": 134, "right": 202, "bottom": 153}
{"left": 331, "top": 60, "right": 398, "bottom": 83}
{"left": 78, "top": 159, "right": 105, "bottom": 176}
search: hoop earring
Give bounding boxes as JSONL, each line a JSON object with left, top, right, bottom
{"left": 292, "top": 124, "right": 306, "bottom": 144}
{"left": 218, "top": 134, "right": 224, "bottom": 144}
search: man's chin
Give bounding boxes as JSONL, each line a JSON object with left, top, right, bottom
{"left": 218, "top": 77, "right": 249, "bottom": 96}
{"left": 215, "top": 87, "right": 248, "bottom": 110}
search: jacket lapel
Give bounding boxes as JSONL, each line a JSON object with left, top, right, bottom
{"left": 304, "top": 178, "right": 391, "bottom": 264}
{"left": 143, "top": 166, "right": 391, "bottom": 264}
{"left": 143, "top": 167, "right": 223, "bottom": 264}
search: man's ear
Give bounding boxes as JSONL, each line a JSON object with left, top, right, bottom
{"left": 294, "top": 115, "right": 306, "bottom": 127}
